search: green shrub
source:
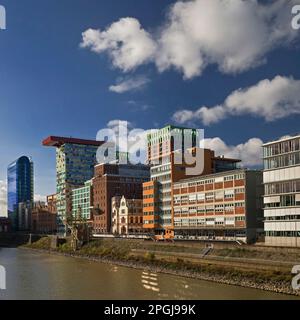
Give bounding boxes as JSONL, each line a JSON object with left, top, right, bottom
{"left": 144, "top": 252, "right": 155, "bottom": 261}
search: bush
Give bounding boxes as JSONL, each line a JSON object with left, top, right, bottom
{"left": 58, "top": 243, "right": 72, "bottom": 253}
{"left": 26, "top": 237, "right": 51, "bottom": 250}
{"left": 144, "top": 252, "right": 155, "bottom": 261}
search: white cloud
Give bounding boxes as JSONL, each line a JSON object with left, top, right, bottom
{"left": 109, "top": 76, "right": 150, "bottom": 93}
{"left": 96, "top": 120, "right": 151, "bottom": 164}
{"left": 107, "top": 119, "right": 133, "bottom": 131}
{"left": 0, "top": 180, "right": 7, "bottom": 217}
{"left": 81, "top": 0, "right": 299, "bottom": 79}
{"left": 103, "top": 121, "right": 263, "bottom": 167}
{"left": 204, "top": 137, "right": 263, "bottom": 167}
{"left": 81, "top": 18, "right": 157, "bottom": 72}
{"left": 34, "top": 194, "right": 46, "bottom": 203}
{"left": 127, "top": 100, "right": 153, "bottom": 111}
{"left": 173, "top": 76, "right": 300, "bottom": 125}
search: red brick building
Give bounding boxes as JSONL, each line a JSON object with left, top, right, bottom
{"left": 92, "top": 163, "right": 149, "bottom": 234}
{"left": 172, "top": 169, "right": 263, "bottom": 243}
{"left": 31, "top": 202, "right": 57, "bottom": 234}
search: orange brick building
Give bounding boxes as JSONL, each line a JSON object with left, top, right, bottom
{"left": 143, "top": 124, "right": 240, "bottom": 236}
{"left": 172, "top": 169, "right": 263, "bottom": 243}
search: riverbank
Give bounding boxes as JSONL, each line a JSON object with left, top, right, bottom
{"left": 23, "top": 237, "right": 300, "bottom": 297}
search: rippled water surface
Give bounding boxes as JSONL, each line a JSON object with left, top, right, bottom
{"left": 0, "top": 248, "right": 299, "bottom": 300}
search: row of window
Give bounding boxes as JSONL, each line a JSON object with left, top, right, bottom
{"left": 174, "top": 189, "right": 245, "bottom": 203}
{"left": 264, "top": 152, "right": 300, "bottom": 170}
{"left": 113, "top": 216, "right": 143, "bottom": 224}
{"left": 265, "top": 180, "right": 300, "bottom": 195}
{"left": 174, "top": 174, "right": 245, "bottom": 189}
{"left": 265, "top": 215, "right": 300, "bottom": 221}
{"left": 174, "top": 203, "right": 245, "bottom": 215}
{"left": 263, "top": 138, "right": 300, "bottom": 158}
{"left": 266, "top": 231, "right": 300, "bottom": 237}
{"left": 265, "top": 194, "right": 300, "bottom": 208}
{"left": 174, "top": 216, "right": 245, "bottom": 226}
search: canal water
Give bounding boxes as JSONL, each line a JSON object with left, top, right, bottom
{"left": 0, "top": 248, "right": 299, "bottom": 300}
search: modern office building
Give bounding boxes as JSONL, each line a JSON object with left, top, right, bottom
{"left": 92, "top": 162, "right": 150, "bottom": 234}
{"left": 172, "top": 169, "right": 263, "bottom": 243}
{"left": 144, "top": 126, "right": 199, "bottom": 236}
{"left": 143, "top": 125, "right": 240, "bottom": 236}
{"left": 263, "top": 134, "right": 300, "bottom": 247}
{"left": 7, "top": 156, "right": 34, "bottom": 230}
{"left": 111, "top": 196, "right": 144, "bottom": 235}
{"left": 43, "top": 136, "right": 104, "bottom": 234}
{"left": 72, "top": 180, "right": 93, "bottom": 221}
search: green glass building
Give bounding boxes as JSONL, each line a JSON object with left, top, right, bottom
{"left": 43, "top": 136, "right": 103, "bottom": 235}
{"left": 72, "top": 180, "right": 93, "bottom": 221}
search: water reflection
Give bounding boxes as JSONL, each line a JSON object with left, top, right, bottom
{"left": 0, "top": 248, "right": 298, "bottom": 300}
{"left": 141, "top": 271, "right": 160, "bottom": 293}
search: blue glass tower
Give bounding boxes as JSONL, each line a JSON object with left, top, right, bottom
{"left": 7, "top": 156, "right": 34, "bottom": 230}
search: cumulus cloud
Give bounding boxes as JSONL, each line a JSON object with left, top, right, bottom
{"left": 109, "top": 76, "right": 150, "bottom": 93}
{"left": 0, "top": 180, "right": 7, "bottom": 217}
{"left": 173, "top": 76, "right": 300, "bottom": 125}
{"left": 205, "top": 137, "right": 263, "bottom": 167}
{"left": 81, "top": 0, "right": 299, "bottom": 79}
{"left": 81, "top": 18, "right": 157, "bottom": 72}
{"left": 34, "top": 194, "right": 46, "bottom": 203}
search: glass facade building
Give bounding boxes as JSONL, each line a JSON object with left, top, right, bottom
{"left": 263, "top": 134, "right": 300, "bottom": 247}
{"left": 7, "top": 156, "right": 34, "bottom": 230}
{"left": 43, "top": 136, "right": 103, "bottom": 235}
{"left": 72, "top": 180, "right": 93, "bottom": 221}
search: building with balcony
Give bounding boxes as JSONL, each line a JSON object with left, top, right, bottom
{"left": 263, "top": 134, "right": 300, "bottom": 247}
{"left": 143, "top": 125, "right": 241, "bottom": 236}
{"left": 43, "top": 136, "right": 104, "bottom": 235}
{"left": 172, "top": 169, "right": 263, "bottom": 243}
{"left": 111, "top": 196, "right": 143, "bottom": 235}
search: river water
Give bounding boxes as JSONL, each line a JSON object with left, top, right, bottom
{"left": 0, "top": 248, "right": 299, "bottom": 300}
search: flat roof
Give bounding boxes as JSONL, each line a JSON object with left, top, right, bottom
{"left": 42, "top": 136, "right": 104, "bottom": 147}
{"left": 263, "top": 134, "right": 300, "bottom": 147}
{"left": 213, "top": 156, "right": 241, "bottom": 163}
{"left": 174, "top": 168, "right": 261, "bottom": 184}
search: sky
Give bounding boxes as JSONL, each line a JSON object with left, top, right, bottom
{"left": 0, "top": 0, "right": 300, "bottom": 216}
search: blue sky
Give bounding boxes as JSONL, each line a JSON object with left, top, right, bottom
{"left": 0, "top": 0, "right": 300, "bottom": 215}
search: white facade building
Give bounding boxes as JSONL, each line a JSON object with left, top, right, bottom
{"left": 263, "top": 134, "right": 300, "bottom": 247}
{"left": 111, "top": 196, "right": 143, "bottom": 235}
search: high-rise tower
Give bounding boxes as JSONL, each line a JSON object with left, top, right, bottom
{"left": 43, "top": 136, "right": 104, "bottom": 234}
{"left": 7, "top": 156, "right": 34, "bottom": 230}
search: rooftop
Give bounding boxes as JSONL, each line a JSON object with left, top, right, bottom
{"left": 42, "top": 136, "right": 104, "bottom": 147}
{"left": 174, "top": 168, "right": 261, "bottom": 184}
{"left": 263, "top": 133, "right": 300, "bottom": 147}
